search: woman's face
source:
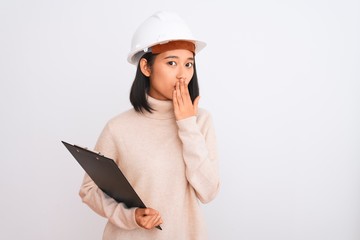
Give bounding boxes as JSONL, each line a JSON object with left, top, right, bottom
{"left": 145, "top": 49, "right": 194, "bottom": 101}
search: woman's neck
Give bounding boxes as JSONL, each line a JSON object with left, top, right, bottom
{"left": 142, "top": 95, "right": 175, "bottom": 120}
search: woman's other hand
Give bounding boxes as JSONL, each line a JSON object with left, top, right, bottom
{"left": 135, "top": 208, "right": 163, "bottom": 230}
{"left": 173, "top": 79, "right": 200, "bottom": 120}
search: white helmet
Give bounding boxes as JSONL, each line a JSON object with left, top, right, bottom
{"left": 127, "top": 11, "right": 206, "bottom": 65}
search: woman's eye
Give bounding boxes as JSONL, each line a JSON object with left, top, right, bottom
{"left": 185, "top": 62, "right": 193, "bottom": 68}
{"left": 167, "top": 61, "right": 177, "bottom": 66}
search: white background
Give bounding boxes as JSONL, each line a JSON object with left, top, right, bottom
{"left": 1, "top": 0, "right": 359, "bottom": 239}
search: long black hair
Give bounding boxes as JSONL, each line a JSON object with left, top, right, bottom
{"left": 129, "top": 52, "right": 200, "bottom": 113}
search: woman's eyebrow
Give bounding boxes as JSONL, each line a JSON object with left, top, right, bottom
{"left": 163, "top": 56, "right": 194, "bottom": 61}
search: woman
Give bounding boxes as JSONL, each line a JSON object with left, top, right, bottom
{"left": 79, "top": 11, "right": 220, "bottom": 239}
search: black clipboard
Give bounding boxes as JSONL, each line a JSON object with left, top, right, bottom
{"left": 62, "top": 141, "right": 162, "bottom": 230}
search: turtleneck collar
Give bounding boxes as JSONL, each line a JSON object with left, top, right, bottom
{"left": 142, "top": 95, "right": 175, "bottom": 120}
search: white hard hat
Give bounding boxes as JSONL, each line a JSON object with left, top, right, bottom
{"left": 127, "top": 11, "right": 206, "bottom": 65}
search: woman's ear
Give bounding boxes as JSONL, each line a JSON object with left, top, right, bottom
{"left": 140, "top": 58, "right": 151, "bottom": 77}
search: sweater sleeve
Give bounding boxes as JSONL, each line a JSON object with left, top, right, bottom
{"left": 78, "top": 122, "right": 140, "bottom": 230}
{"left": 176, "top": 112, "right": 220, "bottom": 203}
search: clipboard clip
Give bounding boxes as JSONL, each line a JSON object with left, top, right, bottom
{"left": 74, "top": 144, "right": 104, "bottom": 157}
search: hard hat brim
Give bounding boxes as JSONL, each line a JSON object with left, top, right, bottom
{"left": 127, "top": 39, "right": 206, "bottom": 65}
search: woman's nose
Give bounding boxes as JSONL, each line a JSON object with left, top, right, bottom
{"left": 176, "top": 67, "right": 186, "bottom": 81}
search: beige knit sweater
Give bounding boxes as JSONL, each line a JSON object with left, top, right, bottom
{"left": 79, "top": 96, "right": 220, "bottom": 240}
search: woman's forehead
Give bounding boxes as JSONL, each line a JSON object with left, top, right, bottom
{"left": 157, "top": 49, "right": 194, "bottom": 60}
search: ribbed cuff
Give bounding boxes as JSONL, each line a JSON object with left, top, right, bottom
{"left": 176, "top": 116, "right": 197, "bottom": 131}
